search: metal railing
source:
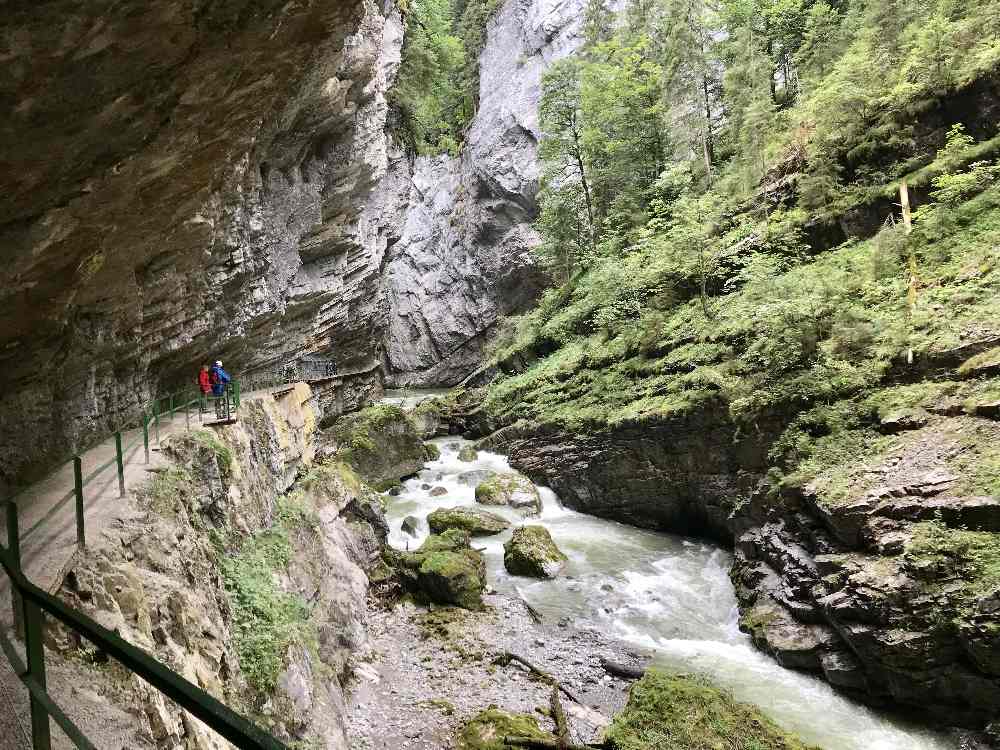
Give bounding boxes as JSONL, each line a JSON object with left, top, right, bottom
{"left": 0, "top": 378, "right": 288, "bottom": 749}
{"left": 9, "top": 382, "right": 241, "bottom": 551}
{"left": 2, "top": 503, "right": 285, "bottom": 750}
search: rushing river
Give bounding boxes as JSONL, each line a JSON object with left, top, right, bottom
{"left": 382, "top": 426, "right": 954, "bottom": 750}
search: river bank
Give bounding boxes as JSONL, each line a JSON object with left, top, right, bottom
{"left": 348, "top": 433, "right": 957, "bottom": 749}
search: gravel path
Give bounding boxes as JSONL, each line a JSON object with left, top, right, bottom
{"left": 347, "top": 590, "right": 651, "bottom": 749}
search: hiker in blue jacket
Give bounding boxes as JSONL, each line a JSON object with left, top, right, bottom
{"left": 210, "top": 360, "right": 231, "bottom": 417}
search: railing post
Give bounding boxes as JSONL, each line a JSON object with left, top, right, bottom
{"left": 7, "top": 502, "right": 52, "bottom": 749}
{"left": 154, "top": 409, "right": 161, "bottom": 446}
{"left": 73, "top": 457, "right": 85, "bottom": 550}
{"left": 6, "top": 501, "right": 23, "bottom": 637}
{"left": 234, "top": 380, "right": 241, "bottom": 409}
{"left": 143, "top": 413, "right": 150, "bottom": 464}
{"left": 115, "top": 431, "right": 125, "bottom": 498}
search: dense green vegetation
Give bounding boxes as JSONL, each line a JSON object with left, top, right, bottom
{"left": 608, "top": 669, "right": 819, "bottom": 749}
{"left": 221, "top": 496, "right": 317, "bottom": 699}
{"left": 390, "top": 0, "right": 503, "bottom": 153}
{"left": 485, "top": 0, "right": 1000, "bottom": 482}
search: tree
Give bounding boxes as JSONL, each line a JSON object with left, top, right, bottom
{"left": 580, "top": 35, "right": 667, "bottom": 243}
{"left": 655, "top": 0, "right": 723, "bottom": 182}
{"left": 539, "top": 60, "right": 598, "bottom": 264}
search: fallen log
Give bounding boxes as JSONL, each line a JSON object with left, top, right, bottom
{"left": 502, "top": 737, "right": 593, "bottom": 750}
{"left": 499, "top": 652, "right": 583, "bottom": 705}
{"left": 599, "top": 657, "right": 646, "bottom": 680}
{"left": 550, "top": 685, "right": 569, "bottom": 748}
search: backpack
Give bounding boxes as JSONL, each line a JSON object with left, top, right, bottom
{"left": 210, "top": 369, "right": 221, "bottom": 385}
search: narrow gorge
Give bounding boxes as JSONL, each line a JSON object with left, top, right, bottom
{"left": 3, "top": 0, "right": 1000, "bottom": 749}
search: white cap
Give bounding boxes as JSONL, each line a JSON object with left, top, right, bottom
{"left": 214, "top": 360, "right": 222, "bottom": 366}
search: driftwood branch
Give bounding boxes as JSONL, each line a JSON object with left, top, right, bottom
{"left": 550, "top": 685, "right": 569, "bottom": 748}
{"left": 500, "top": 652, "right": 583, "bottom": 705}
{"left": 518, "top": 590, "right": 544, "bottom": 623}
{"left": 599, "top": 657, "right": 646, "bottom": 680}
{"left": 502, "top": 737, "right": 594, "bottom": 750}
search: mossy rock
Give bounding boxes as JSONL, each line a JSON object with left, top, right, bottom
{"left": 503, "top": 526, "right": 567, "bottom": 579}
{"left": 474, "top": 472, "right": 541, "bottom": 514}
{"left": 458, "top": 445, "right": 479, "bottom": 462}
{"left": 959, "top": 347, "right": 1000, "bottom": 378}
{"left": 427, "top": 506, "right": 511, "bottom": 536}
{"left": 328, "top": 405, "right": 425, "bottom": 485}
{"left": 387, "top": 530, "right": 487, "bottom": 610}
{"left": 456, "top": 709, "right": 555, "bottom": 750}
{"left": 418, "top": 548, "right": 486, "bottom": 610}
{"left": 424, "top": 442, "right": 442, "bottom": 461}
{"left": 607, "top": 669, "right": 820, "bottom": 750}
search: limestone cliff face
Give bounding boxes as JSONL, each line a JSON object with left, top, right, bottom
{"left": 0, "top": 0, "right": 589, "bottom": 487}
{"left": 50, "top": 385, "right": 387, "bottom": 749}
{"left": 377, "top": 0, "right": 590, "bottom": 386}
{"left": 0, "top": 0, "right": 403, "bottom": 490}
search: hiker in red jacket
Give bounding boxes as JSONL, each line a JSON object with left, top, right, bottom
{"left": 197, "top": 364, "right": 212, "bottom": 408}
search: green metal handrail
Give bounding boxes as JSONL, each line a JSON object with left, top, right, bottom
{"left": 2, "top": 501, "right": 287, "bottom": 750}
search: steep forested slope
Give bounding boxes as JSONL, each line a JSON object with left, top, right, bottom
{"left": 477, "top": 0, "right": 1000, "bottom": 728}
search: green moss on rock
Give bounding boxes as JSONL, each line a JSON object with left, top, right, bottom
{"left": 424, "top": 442, "right": 442, "bottom": 461}
{"left": 607, "top": 670, "right": 819, "bottom": 750}
{"left": 458, "top": 445, "right": 479, "bottom": 462}
{"left": 385, "top": 529, "right": 487, "bottom": 610}
{"left": 474, "top": 472, "right": 541, "bottom": 514}
{"left": 427, "top": 507, "right": 510, "bottom": 536}
{"left": 503, "top": 526, "right": 567, "bottom": 578}
{"left": 329, "top": 405, "right": 425, "bottom": 486}
{"left": 456, "top": 709, "right": 554, "bottom": 750}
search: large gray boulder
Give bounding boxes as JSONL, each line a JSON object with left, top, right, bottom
{"left": 503, "top": 526, "right": 567, "bottom": 579}
{"left": 475, "top": 471, "right": 541, "bottom": 514}
{"left": 427, "top": 506, "right": 511, "bottom": 536}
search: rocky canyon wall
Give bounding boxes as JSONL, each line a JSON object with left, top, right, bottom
{"left": 49, "top": 384, "right": 387, "bottom": 748}
{"left": 0, "top": 0, "right": 404, "bottom": 491}
{"left": 376, "top": 0, "right": 591, "bottom": 386}
{"left": 0, "top": 0, "right": 587, "bottom": 489}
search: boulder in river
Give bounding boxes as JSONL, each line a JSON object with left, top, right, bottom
{"left": 456, "top": 708, "right": 555, "bottom": 749}
{"left": 429, "top": 486, "right": 448, "bottom": 496}
{"left": 457, "top": 469, "right": 496, "bottom": 486}
{"left": 386, "top": 529, "right": 486, "bottom": 610}
{"left": 475, "top": 472, "right": 541, "bottom": 514}
{"left": 503, "top": 525, "right": 568, "bottom": 578}
{"left": 457, "top": 445, "right": 478, "bottom": 462}
{"left": 401, "top": 515, "right": 420, "bottom": 537}
{"left": 424, "top": 442, "right": 442, "bottom": 461}
{"left": 427, "top": 506, "right": 511, "bottom": 536}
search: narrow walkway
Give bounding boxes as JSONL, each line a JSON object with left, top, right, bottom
{"left": 0, "top": 410, "right": 206, "bottom": 626}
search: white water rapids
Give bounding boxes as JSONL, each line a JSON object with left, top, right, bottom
{"left": 381, "top": 411, "right": 955, "bottom": 749}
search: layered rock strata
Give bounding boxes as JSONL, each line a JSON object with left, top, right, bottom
{"left": 378, "top": 0, "right": 592, "bottom": 386}
{"left": 47, "top": 384, "right": 387, "bottom": 748}
{"left": 0, "top": 0, "right": 404, "bottom": 490}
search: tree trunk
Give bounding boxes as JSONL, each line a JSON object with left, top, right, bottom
{"left": 571, "top": 114, "right": 598, "bottom": 253}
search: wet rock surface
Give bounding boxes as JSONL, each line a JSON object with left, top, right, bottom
{"left": 474, "top": 470, "right": 543, "bottom": 514}
{"left": 428, "top": 506, "right": 511, "bottom": 536}
{"left": 347, "top": 593, "right": 642, "bottom": 749}
{"left": 504, "top": 525, "right": 568, "bottom": 578}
